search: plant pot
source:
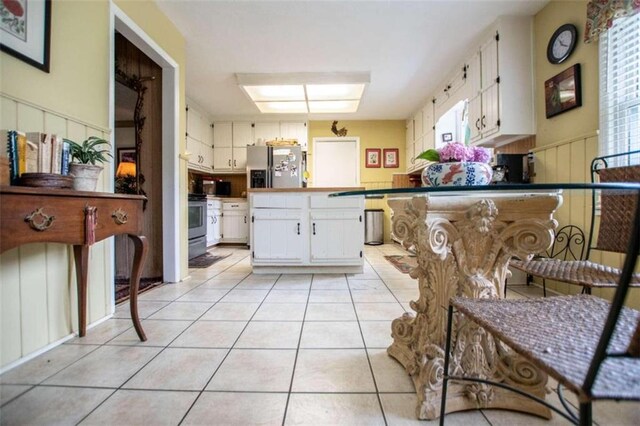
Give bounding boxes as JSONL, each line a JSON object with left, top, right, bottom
{"left": 69, "top": 163, "right": 103, "bottom": 191}
{"left": 422, "top": 162, "right": 493, "bottom": 187}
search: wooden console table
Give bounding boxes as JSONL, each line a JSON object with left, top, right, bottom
{"left": 0, "top": 186, "right": 148, "bottom": 341}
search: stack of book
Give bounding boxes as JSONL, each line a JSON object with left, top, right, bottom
{"left": 2, "top": 130, "right": 71, "bottom": 185}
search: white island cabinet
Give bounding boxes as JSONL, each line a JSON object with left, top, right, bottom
{"left": 249, "top": 188, "right": 365, "bottom": 274}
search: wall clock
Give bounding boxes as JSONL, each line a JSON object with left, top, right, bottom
{"left": 547, "top": 24, "right": 578, "bottom": 64}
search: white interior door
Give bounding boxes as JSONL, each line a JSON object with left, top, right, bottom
{"left": 312, "top": 137, "right": 360, "bottom": 187}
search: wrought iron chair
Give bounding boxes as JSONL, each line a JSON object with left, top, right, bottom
{"left": 506, "top": 225, "right": 586, "bottom": 297}
{"left": 510, "top": 150, "right": 640, "bottom": 294}
{"left": 440, "top": 187, "right": 640, "bottom": 425}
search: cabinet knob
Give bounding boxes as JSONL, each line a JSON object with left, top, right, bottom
{"left": 312, "top": 223, "right": 316, "bottom": 235}
{"left": 228, "top": 159, "right": 231, "bottom": 167}
{"left": 234, "top": 160, "right": 237, "bottom": 167}
{"left": 297, "top": 223, "right": 300, "bottom": 235}
{"left": 475, "top": 118, "right": 481, "bottom": 130}
{"left": 481, "top": 115, "right": 486, "bottom": 128}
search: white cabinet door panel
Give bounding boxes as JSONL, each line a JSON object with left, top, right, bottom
{"left": 213, "top": 147, "right": 232, "bottom": 171}
{"left": 252, "top": 194, "right": 304, "bottom": 209}
{"left": 252, "top": 210, "right": 303, "bottom": 262}
{"left": 222, "top": 210, "right": 248, "bottom": 243}
{"left": 310, "top": 210, "right": 363, "bottom": 263}
{"left": 468, "top": 95, "right": 483, "bottom": 142}
{"left": 187, "top": 106, "right": 204, "bottom": 142}
{"left": 280, "top": 122, "right": 308, "bottom": 150}
{"left": 233, "top": 122, "right": 253, "bottom": 148}
{"left": 309, "top": 195, "right": 362, "bottom": 209}
{"left": 232, "top": 147, "right": 247, "bottom": 171}
{"left": 213, "top": 122, "right": 233, "bottom": 148}
{"left": 482, "top": 83, "right": 500, "bottom": 137}
{"left": 186, "top": 136, "right": 201, "bottom": 169}
{"left": 254, "top": 122, "right": 280, "bottom": 143}
{"left": 481, "top": 36, "right": 499, "bottom": 89}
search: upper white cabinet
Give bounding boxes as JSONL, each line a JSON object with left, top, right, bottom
{"left": 406, "top": 15, "right": 535, "bottom": 157}
{"left": 254, "top": 121, "right": 309, "bottom": 151}
{"left": 254, "top": 122, "right": 281, "bottom": 144}
{"left": 212, "top": 122, "right": 249, "bottom": 172}
{"left": 186, "top": 100, "right": 214, "bottom": 172}
{"left": 280, "top": 122, "right": 308, "bottom": 150}
{"left": 468, "top": 16, "right": 535, "bottom": 147}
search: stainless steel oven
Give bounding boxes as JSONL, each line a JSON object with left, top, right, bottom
{"left": 188, "top": 194, "right": 207, "bottom": 259}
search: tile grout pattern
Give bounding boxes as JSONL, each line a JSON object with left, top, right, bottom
{"left": 0, "top": 245, "right": 638, "bottom": 425}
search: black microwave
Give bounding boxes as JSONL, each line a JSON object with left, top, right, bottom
{"left": 215, "top": 181, "right": 231, "bottom": 196}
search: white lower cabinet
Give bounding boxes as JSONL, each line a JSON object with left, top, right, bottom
{"left": 221, "top": 202, "right": 248, "bottom": 243}
{"left": 206, "top": 199, "right": 222, "bottom": 247}
{"left": 250, "top": 192, "right": 364, "bottom": 272}
{"left": 252, "top": 209, "right": 304, "bottom": 263}
{"left": 309, "top": 210, "right": 363, "bottom": 263}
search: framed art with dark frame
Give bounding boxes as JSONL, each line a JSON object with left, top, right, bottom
{"left": 0, "top": 0, "right": 52, "bottom": 73}
{"left": 383, "top": 148, "right": 399, "bottom": 168}
{"left": 118, "top": 148, "right": 136, "bottom": 165}
{"left": 545, "top": 63, "right": 582, "bottom": 118}
{"left": 365, "top": 148, "right": 381, "bottom": 168}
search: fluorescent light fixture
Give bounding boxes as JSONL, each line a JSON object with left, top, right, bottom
{"left": 306, "top": 84, "right": 365, "bottom": 101}
{"left": 244, "top": 85, "right": 305, "bottom": 101}
{"left": 255, "top": 101, "right": 308, "bottom": 114}
{"left": 236, "top": 72, "right": 369, "bottom": 114}
{"left": 308, "top": 100, "right": 360, "bottom": 113}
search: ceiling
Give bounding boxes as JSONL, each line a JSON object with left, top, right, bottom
{"left": 156, "top": 0, "right": 548, "bottom": 121}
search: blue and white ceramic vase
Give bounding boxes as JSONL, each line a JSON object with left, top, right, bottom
{"left": 421, "top": 162, "right": 493, "bottom": 187}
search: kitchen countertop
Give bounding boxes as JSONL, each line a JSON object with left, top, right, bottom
{"left": 247, "top": 187, "right": 365, "bottom": 193}
{"left": 206, "top": 195, "right": 247, "bottom": 202}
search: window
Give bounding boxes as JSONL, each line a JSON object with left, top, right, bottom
{"left": 599, "top": 13, "right": 640, "bottom": 166}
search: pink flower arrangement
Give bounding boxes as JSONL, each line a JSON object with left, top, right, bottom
{"left": 417, "top": 142, "right": 491, "bottom": 164}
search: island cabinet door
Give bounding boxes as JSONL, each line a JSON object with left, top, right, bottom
{"left": 251, "top": 209, "right": 304, "bottom": 263}
{"left": 309, "top": 210, "right": 363, "bottom": 264}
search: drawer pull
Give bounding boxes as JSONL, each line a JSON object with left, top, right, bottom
{"left": 112, "top": 208, "right": 129, "bottom": 225}
{"left": 25, "top": 208, "right": 55, "bottom": 232}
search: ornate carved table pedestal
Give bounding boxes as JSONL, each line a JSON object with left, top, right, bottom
{"left": 0, "top": 186, "right": 148, "bottom": 341}
{"left": 387, "top": 191, "right": 562, "bottom": 420}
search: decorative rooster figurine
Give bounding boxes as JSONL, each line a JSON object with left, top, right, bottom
{"left": 331, "top": 121, "right": 348, "bottom": 137}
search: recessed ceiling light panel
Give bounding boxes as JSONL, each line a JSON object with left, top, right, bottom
{"left": 308, "top": 100, "right": 360, "bottom": 113}
{"left": 243, "top": 85, "right": 305, "bottom": 101}
{"left": 306, "top": 84, "right": 365, "bottom": 101}
{"left": 255, "top": 101, "right": 308, "bottom": 113}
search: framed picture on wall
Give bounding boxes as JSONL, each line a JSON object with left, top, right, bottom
{"left": 365, "top": 148, "right": 381, "bottom": 168}
{"left": 544, "top": 63, "right": 582, "bottom": 118}
{"left": 383, "top": 148, "right": 399, "bottom": 168}
{"left": 118, "top": 148, "right": 136, "bottom": 164}
{"left": 0, "top": 0, "right": 51, "bottom": 73}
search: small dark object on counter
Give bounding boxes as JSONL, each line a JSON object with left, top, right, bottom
{"left": 17, "top": 173, "right": 74, "bottom": 189}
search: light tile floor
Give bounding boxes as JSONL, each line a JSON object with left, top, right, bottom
{"left": 1, "top": 244, "right": 638, "bottom": 425}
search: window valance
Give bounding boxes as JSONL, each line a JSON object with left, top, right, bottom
{"left": 584, "top": 0, "right": 640, "bottom": 43}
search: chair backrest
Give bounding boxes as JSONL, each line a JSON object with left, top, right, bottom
{"left": 547, "top": 224, "right": 585, "bottom": 261}
{"left": 587, "top": 150, "right": 640, "bottom": 258}
{"left": 583, "top": 186, "right": 640, "bottom": 391}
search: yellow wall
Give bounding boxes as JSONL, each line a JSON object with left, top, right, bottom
{"left": 0, "top": 0, "right": 187, "bottom": 368}
{"left": 0, "top": 0, "right": 110, "bottom": 127}
{"left": 308, "top": 120, "right": 406, "bottom": 242}
{"left": 308, "top": 120, "right": 407, "bottom": 180}
{"left": 532, "top": 1, "right": 638, "bottom": 309}
{"left": 534, "top": 0, "right": 599, "bottom": 147}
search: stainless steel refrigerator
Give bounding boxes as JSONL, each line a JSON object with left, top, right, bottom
{"left": 247, "top": 145, "right": 303, "bottom": 188}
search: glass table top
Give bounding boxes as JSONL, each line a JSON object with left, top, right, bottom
{"left": 329, "top": 183, "right": 640, "bottom": 197}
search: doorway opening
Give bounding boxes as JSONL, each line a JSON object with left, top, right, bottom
{"left": 312, "top": 137, "right": 360, "bottom": 187}
{"left": 111, "top": 4, "right": 182, "bottom": 307}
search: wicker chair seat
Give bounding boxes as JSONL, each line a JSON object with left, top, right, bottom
{"left": 451, "top": 294, "right": 640, "bottom": 401}
{"left": 510, "top": 258, "right": 640, "bottom": 288}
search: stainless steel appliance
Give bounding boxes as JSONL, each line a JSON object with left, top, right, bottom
{"left": 495, "top": 153, "right": 528, "bottom": 183}
{"left": 188, "top": 193, "right": 207, "bottom": 259}
{"left": 247, "top": 145, "right": 303, "bottom": 188}
{"left": 364, "top": 209, "right": 384, "bottom": 245}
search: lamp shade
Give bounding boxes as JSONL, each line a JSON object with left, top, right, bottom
{"left": 116, "top": 161, "right": 136, "bottom": 177}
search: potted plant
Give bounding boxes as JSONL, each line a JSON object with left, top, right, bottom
{"left": 64, "top": 136, "right": 112, "bottom": 191}
{"left": 417, "top": 142, "right": 492, "bottom": 187}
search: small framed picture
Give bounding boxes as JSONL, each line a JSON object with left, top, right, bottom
{"left": 383, "top": 148, "right": 399, "bottom": 168}
{"left": 0, "top": 0, "right": 51, "bottom": 73}
{"left": 545, "top": 63, "right": 582, "bottom": 118}
{"left": 365, "top": 148, "right": 381, "bottom": 168}
{"left": 118, "top": 148, "right": 136, "bottom": 164}
{"left": 442, "top": 132, "right": 453, "bottom": 142}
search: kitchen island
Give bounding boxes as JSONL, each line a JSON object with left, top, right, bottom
{"left": 248, "top": 188, "right": 365, "bottom": 274}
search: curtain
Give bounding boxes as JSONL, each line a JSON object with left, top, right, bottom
{"left": 584, "top": 0, "right": 640, "bottom": 43}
